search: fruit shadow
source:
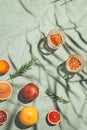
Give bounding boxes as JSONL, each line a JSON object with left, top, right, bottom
{"left": 57, "top": 62, "right": 75, "bottom": 79}
{"left": 0, "top": 99, "right": 7, "bottom": 103}
{"left": 37, "top": 37, "right": 56, "bottom": 55}
{"left": 45, "top": 114, "right": 56, "bottom": 126}
{"left": 15, "top": 111, "right": 31, "bottom": 129}
{"left": 18, "top": 89, "right": 32, "bottom": 104}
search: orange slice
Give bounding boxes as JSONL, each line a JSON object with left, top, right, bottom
{"left": 47, "top": 28, "right": 66, "bottom": 49}
{"left": 50, "top": 33, "right": 63, "bottom": 46}
{"left": 69, "top": 57, "right": 81, "bottom": 70}
{"left": 66, "top": 54, "right": 85, "bottom": 73}
{"left": 0, "top": 81, "right": 12, "bottom": 100}
{"left": 47, "top": 110, "right": 62, "bottom": 125}
{"left": 0, "top": 110, "right": 8, "bottom": 124}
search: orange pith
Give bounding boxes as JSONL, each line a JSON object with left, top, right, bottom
{"left": 0, "top": 82, "right": 12, "bottom": 100}
{"left": 50, "top": 33, "right": 63, "bottom": 46}
{"left": 69, "top": 57, "right": 81, "bottom": 70}
{"left": 0, "top": 60, "right": 9, "bottom": 74}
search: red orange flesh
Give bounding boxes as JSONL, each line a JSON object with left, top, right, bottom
{"left": 0, "top": 110, "right": 8, "bottom": 124}
{"left": 50, "top": 33, "right": 63, "bottom": 46}
{"left": 69, "top": 57, "right": 81, "bottom": 70}
{"left": 47, "top": 110, "right": 62, "bottom": 125}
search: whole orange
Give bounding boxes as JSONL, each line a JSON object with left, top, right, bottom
{"left": 19, "top": 106, "right": 39, "bottom": 126}
{"left": 0, "top": 60, "right": 10, "bottom": 74}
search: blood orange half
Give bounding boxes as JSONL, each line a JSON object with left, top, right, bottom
{"left": 0, "top": 110, "right": 8, "bottom": 124}
{"left": 0, "top": 81, "right": 12, "bottom": 100}
{"left": 47, "top": 110, "right": 62, "bottom": 125}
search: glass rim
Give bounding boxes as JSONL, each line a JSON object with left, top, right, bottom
{"left": 65, "top": 54, "right": 85, "bottom": 73}
{"left": 47, "top": 28, "right": 66, "bottom": 49}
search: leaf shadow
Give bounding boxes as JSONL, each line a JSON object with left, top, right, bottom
{"left": 8, "top": 54, "right": 18, "bottom": 71}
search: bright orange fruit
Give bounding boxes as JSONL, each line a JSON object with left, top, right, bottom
{"left": 0, "top": 60, "right": 10, "bottom": 74}
{"left": 19, "top": 106, "right": 39, "bottom": 126}
{"left": 0, "top": 81, "right": 12, "bottom": 100}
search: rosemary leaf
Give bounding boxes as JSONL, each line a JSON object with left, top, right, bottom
{"left": 45, "top": 88, "right": 69, "bottom": 104}
{"left": 8, "top": 57, "right": 37, "bottom": 80}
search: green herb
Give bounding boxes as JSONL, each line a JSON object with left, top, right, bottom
{"left": 45, "top": 88, "right": 69, "bottom": 104}
{"left": 8, "top": 57, "right": 37, "bottom": 80}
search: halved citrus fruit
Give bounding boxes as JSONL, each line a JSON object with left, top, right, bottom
{"left": 0, "top": 81, "right": 12, "bottom": 100}
{"left": 0, "top": 60, "right": 10, "bottom": 74}
{"left": 19, "top": 106, "right": 39, "bottom": 126}
{"left": 0, "top": 110, "right": 8, "bottom": 124}
{"left": 47, "top": 110, "right": 62, "bottom": 125}
{"left": 47, "top": 28, "right": 66, "bottom": 49}
{"left": 50, "top": 33, "right": 63, "bottom": 46}
{"left": 66, "top": 54, "right": 85, "bottom": 73}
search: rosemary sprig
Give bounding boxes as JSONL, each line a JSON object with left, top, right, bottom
{"left": 8, "top": 57, "right": 37, "bottom": 80}
{"left": 45, "top": 88, "right": 69, "bottom": 104}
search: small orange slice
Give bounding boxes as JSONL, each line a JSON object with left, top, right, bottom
{"left": 0, "top": 110, "right": 8, "bottom": 124}
{"left": 0, "top": 81, "right": 12, "bottom": 100}
{"left": 47, "top": 110, "right": 62, "bottom": 125}
{"left": 66, "top": 54, "right": 85, "bottom": 73}
{"left": 69, "top": 57, "right": 81, "bottom": 70}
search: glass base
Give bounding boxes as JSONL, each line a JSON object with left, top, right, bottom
{"left": 57, "top": 62, "right": 75, "bottom": 80}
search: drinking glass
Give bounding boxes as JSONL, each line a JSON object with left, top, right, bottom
{"left": 57, "top": 54, "right": 85, "bottom": 79}
{"left": 47, "top": 28, "right": 66, "bottom": 50}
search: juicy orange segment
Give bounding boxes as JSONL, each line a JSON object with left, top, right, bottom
{"left": 50, "top": 33, "right": 63, "bottom": 46}
{"left": 69, "top": 57, "right": 81, "bottom": 70}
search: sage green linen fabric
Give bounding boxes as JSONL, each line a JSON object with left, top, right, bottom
{"left": 0, "top": 0, "right": 87, "bottom": 130}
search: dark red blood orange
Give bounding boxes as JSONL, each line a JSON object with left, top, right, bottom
{"left": 22, "top": 83, "right": 39, "bottom": 101}
{"left": 0, "top": 110, "right": 8, "bottom": 124}
{"left": 47, "top": 110, "right": 62, "bottom": 125}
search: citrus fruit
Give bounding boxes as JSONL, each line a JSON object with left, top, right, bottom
{"left": 0, "top": 110, "right": 8, "bottom": 124}
{"left": 47, "top": 28, "right": 66, "bottom": 49}
{"left": 50, "top": 33, "right": 63, "bottom": 46}
{"left": 19, "top": 106, "right": 39, "bottom": 126}
{"left": 0, "top": 60, "right": 10, "bottom": 74}
{"left": 47, "top": 110, "right": 62, "bottom": 125}
{"left": 0, "top": 81, "right": 12, "bottom": 100}
{"left": 22, "top": 83, "right": 39, "bottom": 101}
{"left": 66, "top": 54, "right": 85, "bottom": 73}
